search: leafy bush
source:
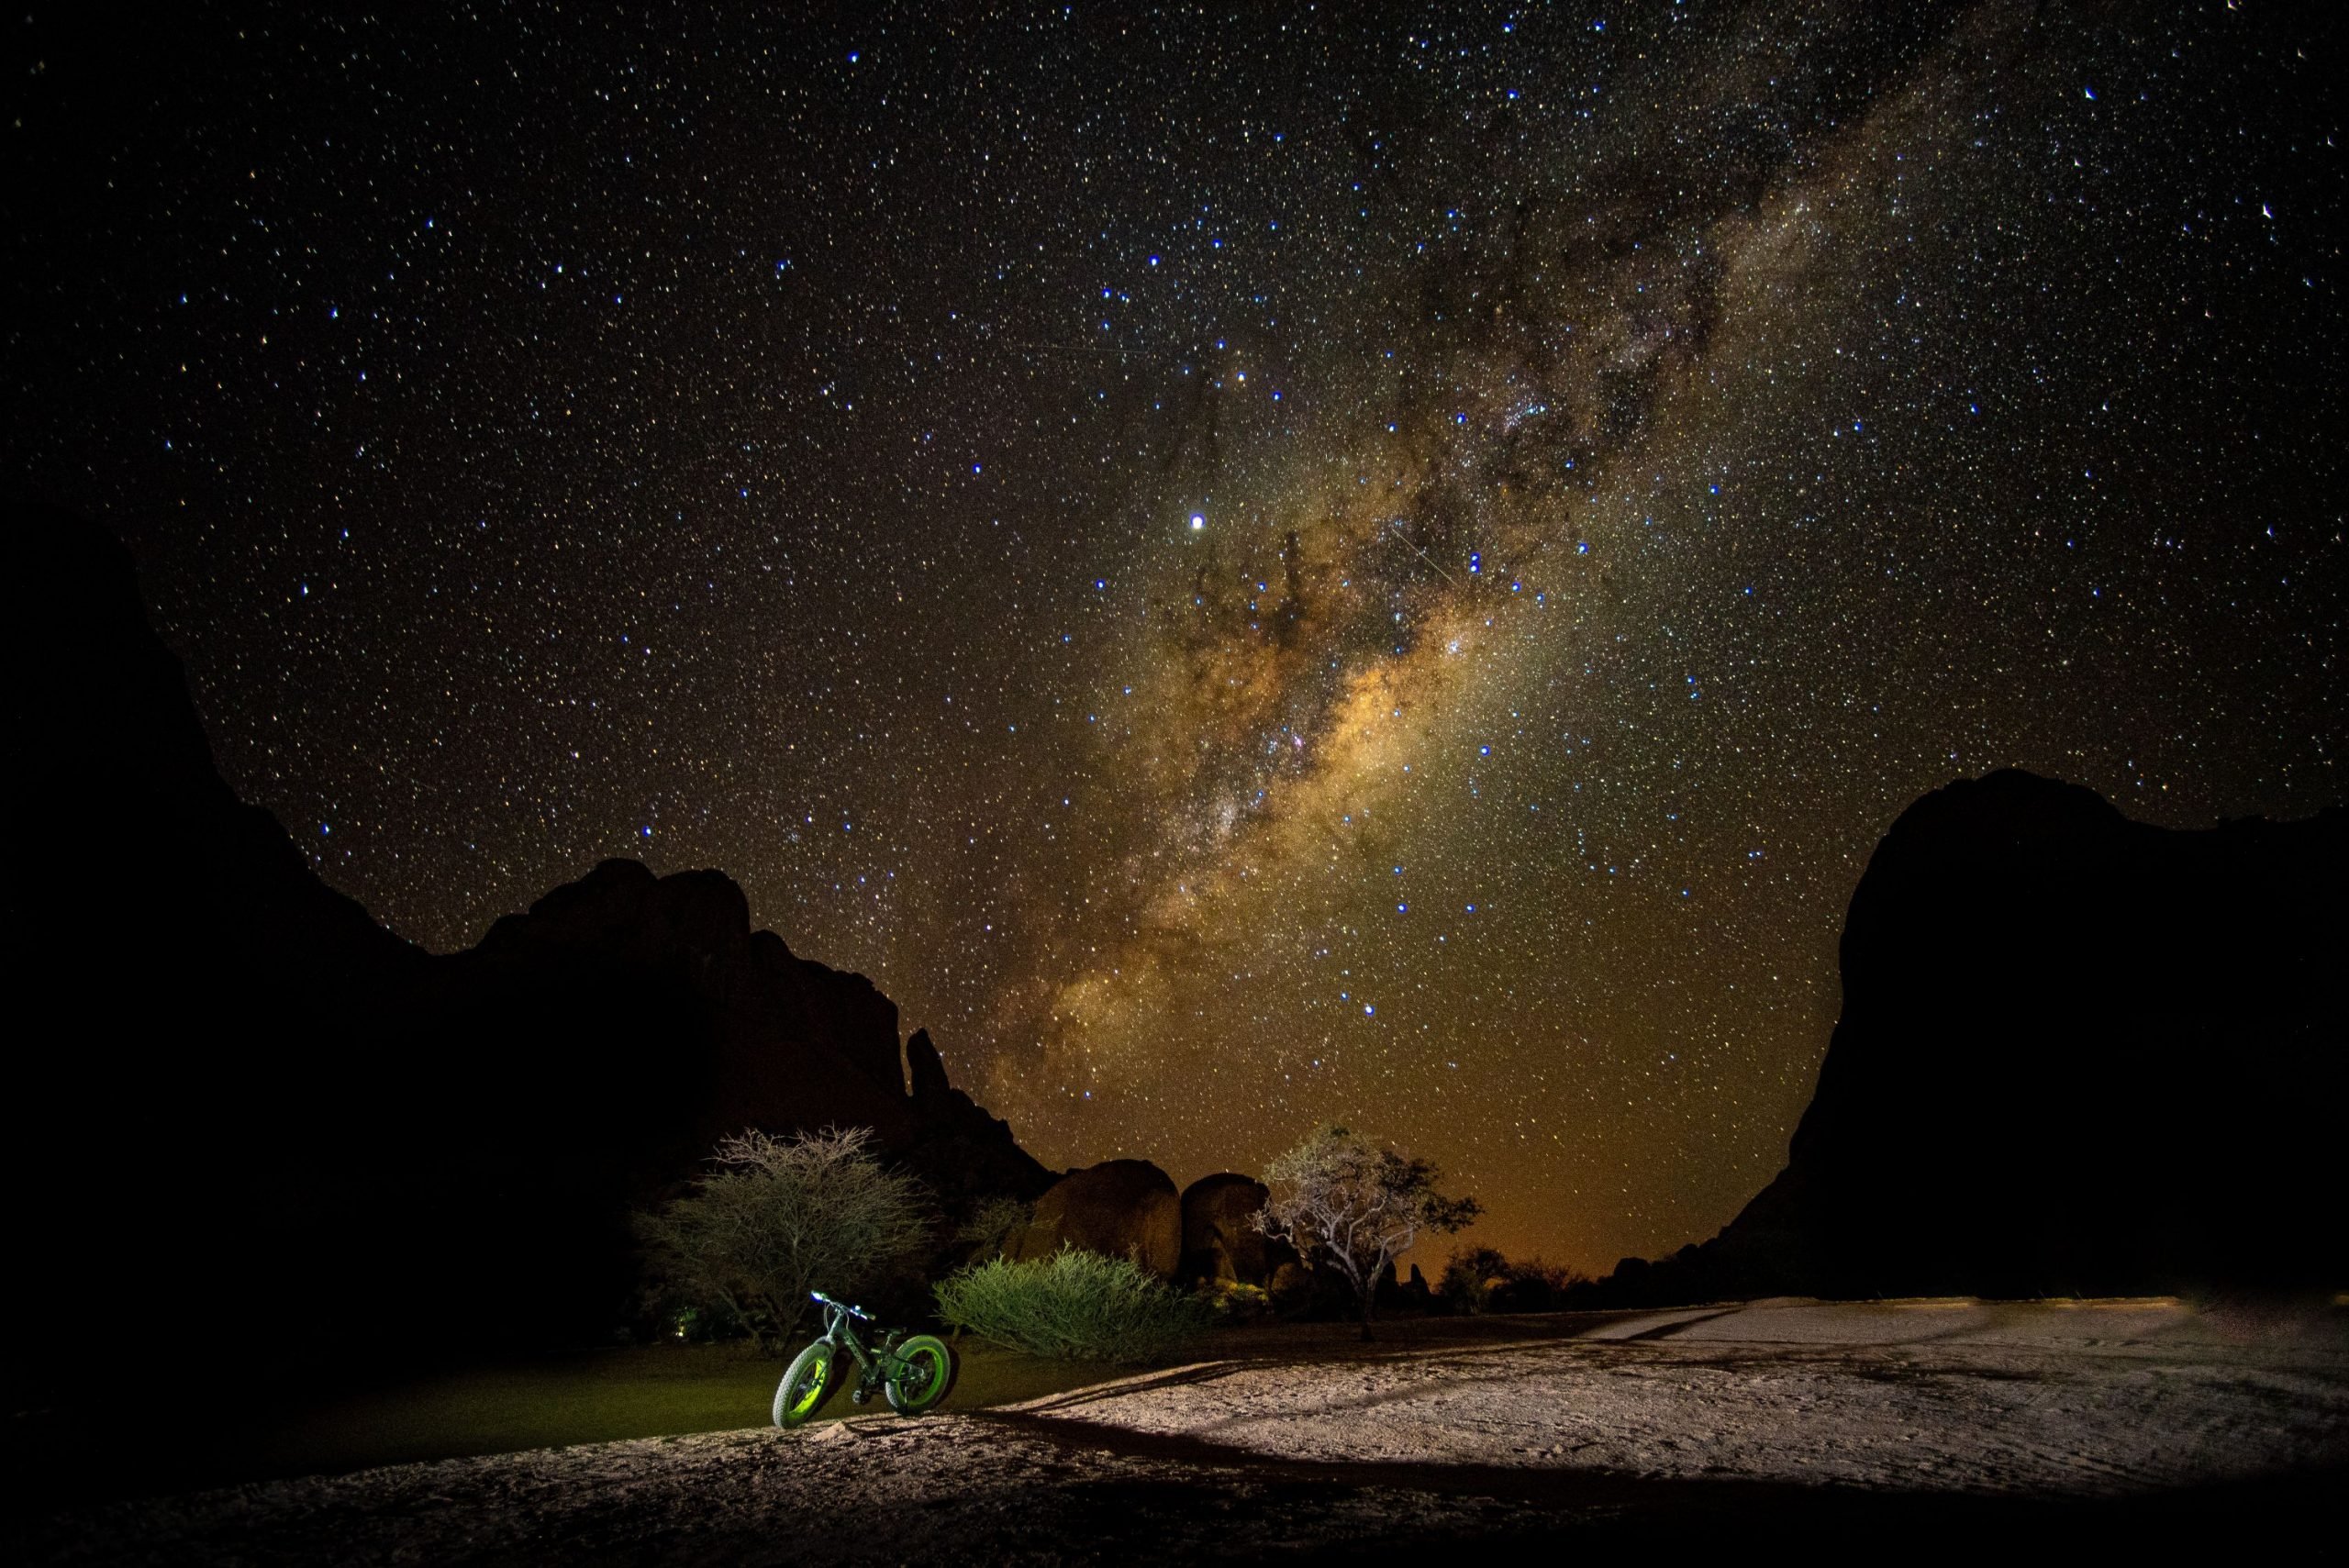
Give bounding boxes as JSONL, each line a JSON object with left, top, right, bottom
{"left": 1490, "top": 1256, "right": 1590, "bottom": 1313}
{"left": 934, "top": 1248, "right": 1211, "bottom": 1362}
{"left": 1439, "top": 1246, "right": 1592, "bottom": 1315}
{"left": 1439, "top": 1246, "right": 1512, "bottom": 1315}
{"left": 1196, "top": 1278, "right": 1275, "bottom": 1327}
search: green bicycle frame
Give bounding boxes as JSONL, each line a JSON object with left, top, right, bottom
{"left": 810, "top": 1293, "right": 915, "bottom": 1395}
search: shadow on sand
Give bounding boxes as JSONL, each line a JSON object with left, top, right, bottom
{"left": 969, "top": 1404, "right": 2344, "bottom": 1551}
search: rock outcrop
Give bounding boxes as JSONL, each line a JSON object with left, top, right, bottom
{"left": 1179, "top": 1173, "right": 1288, "bottom": 1284}
{"left": 2, "top": 506, "right": 1049, "bottom": 1387}
{"left": 899, "top": 1029, "right": 1057, "bottom": 1213}
{"left": 1582, "top": 770, "right": 2349, "bottom": 1306}
{"left": 1011, "top": 1159, "right": 1183, "bottom": 1275}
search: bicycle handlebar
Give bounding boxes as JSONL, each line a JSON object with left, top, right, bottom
{"left": 807, "top": 1289, "right": 874, "bottom": 1320}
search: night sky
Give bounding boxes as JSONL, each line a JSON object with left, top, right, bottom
{"left": 9, "top": 1, "right": 2343, "bottom": 1271}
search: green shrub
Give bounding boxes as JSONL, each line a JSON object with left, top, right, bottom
{"left": 1195, "top": 1279, "right": 1275, "bottom": 1327}
{"left": 934, "top": 1249, "right": 1212, "bottom": 1362}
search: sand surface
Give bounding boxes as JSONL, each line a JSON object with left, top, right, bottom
{"left": 23, "top": 1299, "right": 2348, "bottom": 1562}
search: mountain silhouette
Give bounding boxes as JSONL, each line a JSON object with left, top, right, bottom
{"left": 3, "top": 506, "right": 1047, "bottom": 1399}
{"left": 1591, "top": 769, "right": 2348, "bottom": 1305}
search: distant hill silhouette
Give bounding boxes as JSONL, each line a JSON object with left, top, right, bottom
{"left": 1586, "top": 769, "right": 2348, "bottom": 1306}
{"left": 2, "top": 506, "right": 1047, "bottom": 1398}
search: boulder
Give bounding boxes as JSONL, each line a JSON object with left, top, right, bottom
{"left": 1179, "top": 1173, "right": 1279, "bottom": 1284}
{"left": 1267, "top": 1260, "right": 1311, "bottom": 1307}
{"left": 1011, "top": 1159, "right": 1182, "bottom": 1275}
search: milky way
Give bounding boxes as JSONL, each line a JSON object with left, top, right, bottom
{"left": 10, "top": 1, "right": 2343, "bottom": 1269}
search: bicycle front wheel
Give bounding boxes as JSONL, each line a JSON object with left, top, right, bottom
{"left": 773, "top": 1340, "right": 838, "bottom": 1429}
{"left": 884, "top": 1334, "right": 957, "bottom": 1416}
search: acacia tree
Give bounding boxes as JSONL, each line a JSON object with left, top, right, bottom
{"left": 635, "top": 1126, "right": 930, "bottom": 1351}
{"left": 1255, "top": 1125, "right": 1481, "bottom": 1339}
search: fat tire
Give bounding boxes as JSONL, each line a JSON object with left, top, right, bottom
{"left": 773, "top": 1340, "right": 838, "bottom": 1429}
{"left": 884, "top": 1334, "right": 958, "bottom": 1416}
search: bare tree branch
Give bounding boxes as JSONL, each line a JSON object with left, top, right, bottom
{"left": 634, "top": 1126, "right": 932, "bottom": 1351}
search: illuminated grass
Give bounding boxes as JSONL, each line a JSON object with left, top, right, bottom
{"left": 233, "top": 1340, "right": 1105, "bottom": 1480}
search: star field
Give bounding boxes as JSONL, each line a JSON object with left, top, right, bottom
{"left": 9, "top": 0, "right": 2343, "bottom": 1270}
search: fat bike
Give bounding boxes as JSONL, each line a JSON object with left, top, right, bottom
{"left": 772, "top": 1289, "right": 958, "bottom": 1429}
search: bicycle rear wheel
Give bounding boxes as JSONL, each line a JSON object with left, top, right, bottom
{"left": 773, "top": 1340, "right": 838, "bottom": 1429}
{"left": 884, "top": 1335, "right": 957, "bottom": 1415}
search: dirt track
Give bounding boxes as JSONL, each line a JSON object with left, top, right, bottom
{"left": 23, "top": 1300, "right": 2349, "bottom": 1563}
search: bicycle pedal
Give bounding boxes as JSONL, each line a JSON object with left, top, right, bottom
{"left": 851, "top": 1388, "right": 870, "bottom": 1405}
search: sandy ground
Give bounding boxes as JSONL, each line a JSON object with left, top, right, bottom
{"left": 21, "top": 1299, "right": 2349, "bottom": 1563}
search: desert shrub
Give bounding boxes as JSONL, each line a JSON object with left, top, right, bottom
{"left": 934, "top": 1248, "right": 1211, "bottom": 1362}
{"left": 1195, "top": 1278, "right": 1275, "bottom": 1327}
{"left": 635, "top": 1126, "right": 931, "bottom": 1351}
{"left": 1439, "top": 1246, "right": 1592, "bottom": 1314}
{"left": 1490, "top": 1256, "right": 1590, "bottom": 1313}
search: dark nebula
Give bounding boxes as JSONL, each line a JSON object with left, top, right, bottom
{"left": 8, "top": 1, "right": 2342, "bottom": 1269}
